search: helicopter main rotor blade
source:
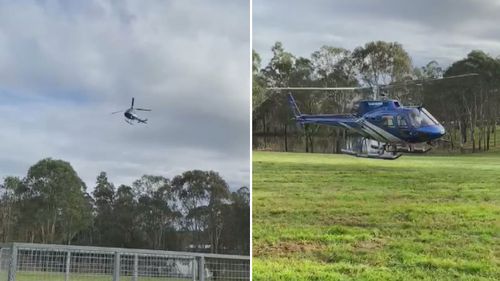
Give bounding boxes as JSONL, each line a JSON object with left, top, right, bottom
{"left": 381, "top": 73, "right": 479, "bottom": 89}
{"left": 436, "top": 73, "right": 479, "bottom": 80}
{"left": 255, "top": 86, "right": 371, "bottom": 111}
{"left": 111, "top": 110, "right": 124, "bottom": 114}
{"left": 136, "top": 108, "right": 151, "bottom": 111}
{"left": 422, "top": 73, "right": 479, "bottom": 82}
{"left": 268, "top": 87, "right": 368, "bottom": 91}
{"left": 131, "top": 97, "right": 135, "bottom": 108}
{"left": 268, "top": 73, "right": 478, "bottom": 92}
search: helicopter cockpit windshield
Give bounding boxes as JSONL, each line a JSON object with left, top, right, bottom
{"left": 408, "top": 108, "right": 439, "bottom": 128}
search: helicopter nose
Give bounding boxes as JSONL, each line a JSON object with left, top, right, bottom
{"left": 418, "top": 125, "right": 445, "bottom": 141}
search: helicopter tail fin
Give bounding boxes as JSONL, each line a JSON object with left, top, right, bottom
{"left": 287, "top": 93, "right": 302, "bottom": 119}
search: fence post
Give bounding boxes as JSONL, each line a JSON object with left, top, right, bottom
{"left": 191, "top": 257, "right": 196, "bottom": 281}
{"left": 198, "top": 256, "right": 205, "bottom": 281}
{"left": 7, "top": 244, "right": 17, "bottom": 281}
{"left": 64, "top": 251, "right": 71, "bottom": 281}
{"left": 113, "top": 252, "right": 120, "bottom": 281}
{"left": 132, "top": 254, "right": 138, "bottom": 281}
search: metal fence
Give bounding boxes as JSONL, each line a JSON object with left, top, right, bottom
{"left": 0, "top": 243, "right": 249, "bottom": 281}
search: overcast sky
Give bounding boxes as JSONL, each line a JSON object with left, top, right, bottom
{"left": 0, "top": 0, "right": 250, "bottom": 190}
{"left": 253, "top": 0, "right": 500, "bottom": 68}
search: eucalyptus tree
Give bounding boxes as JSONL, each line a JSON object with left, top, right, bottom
{"left": 112, "top": 184, "right": 139, "bottom": 248}
{"left": 221, "top": 186, "right": 250, "bottom": 254}
{"left": 20, "top": 158, "right": 92, "bottom": 244}
{"left": 0, "top": 176, "right": 21, "bottom": 242}
{"left": 172, "top": 170, "right": 231, "bottom": 253}
{"left": 310, "top": 46, "right": 360, "bottom": 152}
{"left": 92, "top": 172, "right": 116, "bottom": 246}
{"left": 134, "top": 175, "right": 180, "bottom": 250}
{"left": 253, "top": 49, "right": 267, "bottom": 109}
{"left": 263, "top": 41, "right": 296, "bottom": 87}
{"left": 352, "top": 41, "right": 413, "bottom": 91}
{"left": 442, "top": 50, "right": 500, "bottom": 151}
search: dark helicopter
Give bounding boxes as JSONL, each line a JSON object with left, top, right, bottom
{"left": 271, "top": 74, "right": 477, "bottom": 159}
{"left": 112, "top": 97, "right": 151, "bottom": 124}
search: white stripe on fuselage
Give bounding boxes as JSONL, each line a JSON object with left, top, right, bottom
{"left": 361, "top": 120, "right": 403, "bottom": 143}
{"left": 339, "top": 122, "right": 352, "bottom": 130}
{"left": 359, "top": 122, "right": 388, "bottom": 142}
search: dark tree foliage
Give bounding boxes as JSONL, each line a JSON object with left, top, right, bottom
{"left": 92, "top": 172, "right": 116, "bottom": 246}
{"left": 425, "top": 50, "right": 500, "bottom": 152}
{"left": 0, "top": 160, "right": 249, "bottom": 255}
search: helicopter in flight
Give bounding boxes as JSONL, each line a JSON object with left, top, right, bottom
{"left": 112, "top": 97, "right": 151, "bottom": 124}
{"left": 270, "top": 74, "right": 477, "bottom": 159}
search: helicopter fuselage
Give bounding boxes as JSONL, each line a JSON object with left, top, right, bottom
{"left": 294, "top": 98, "right": 444, "bottom": 144}
{"left": 288, "top": 94, "right": 445, "bottom": 159}
{"left": 112, "top": 97, "right": 150, "bottom": 125}
{"left": 124, "top": 108, "right": 147, "bottom": 123}
{"left": 124, "top": 108, "right": 136, "bottom": 119}
{"left": 360, "top": 103, "right": 445, "bottom": 144}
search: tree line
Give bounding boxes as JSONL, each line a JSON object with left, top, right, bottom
{"left": 0, "top": 158, "right": 249, "bottom": 255}
{"left": 253, "top": 41, "right": 500, "bottom": 153}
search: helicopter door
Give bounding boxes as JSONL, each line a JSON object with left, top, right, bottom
{"left": 397, "top": 115, "right": 411, "bottom": 137}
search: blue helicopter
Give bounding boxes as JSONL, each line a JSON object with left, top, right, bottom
{"left": 271, "top": 74, "right": 476, "bottom": 159}
{"left": 286, "top": 93, "right": 443, "bottom": 159}
{"left": 112, "top": 97, "right": 151, "bottom": 125}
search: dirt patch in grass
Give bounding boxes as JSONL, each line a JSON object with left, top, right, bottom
{"left": 352, "top": 238, "right": 386, "bottom": 253}
{"left": 253, "top": 241, "right": 326, "bottom": 257}
{"left": 320, "top": 215, "right": 376, "bottom": 228}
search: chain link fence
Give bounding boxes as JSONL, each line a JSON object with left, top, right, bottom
{"left": 0, "top": 243, "right": 249, "bottom": 281}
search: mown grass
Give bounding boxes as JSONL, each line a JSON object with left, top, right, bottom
{"left": 253, "top": 151, "right": 500, "bottom": 280}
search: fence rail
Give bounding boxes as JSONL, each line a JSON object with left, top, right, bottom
{"left": 0, "top": 243, "right": 249, "bottom": 281}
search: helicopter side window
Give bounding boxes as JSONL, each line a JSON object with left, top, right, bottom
{"left": 382, "top": 116, "right": 395, "bottom": 128}
{"left": 397, "top": 115, "right": 408, "bottom": 128}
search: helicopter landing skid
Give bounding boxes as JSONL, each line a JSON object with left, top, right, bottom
{"left": 406, "top": 144, "right": 432, "bottom": 153}
{"left": 342, "top": 137, "right": 402, "bottom": 160}
{"left": 341, "top": 148, "right": 402, "bottom": 160}
{"left": 124, "top": 119, "right": 134, "bottom": 125}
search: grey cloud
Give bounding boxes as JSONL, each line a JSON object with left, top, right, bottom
{"left": 253, "top": 0, "right": 500, "bottom": 68}
{"left": 0, "top": 0, "right": 250, "bottom": 190}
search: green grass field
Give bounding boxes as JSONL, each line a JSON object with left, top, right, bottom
{"left": 253, "top": 151, "right": 500, "bottom": 280}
